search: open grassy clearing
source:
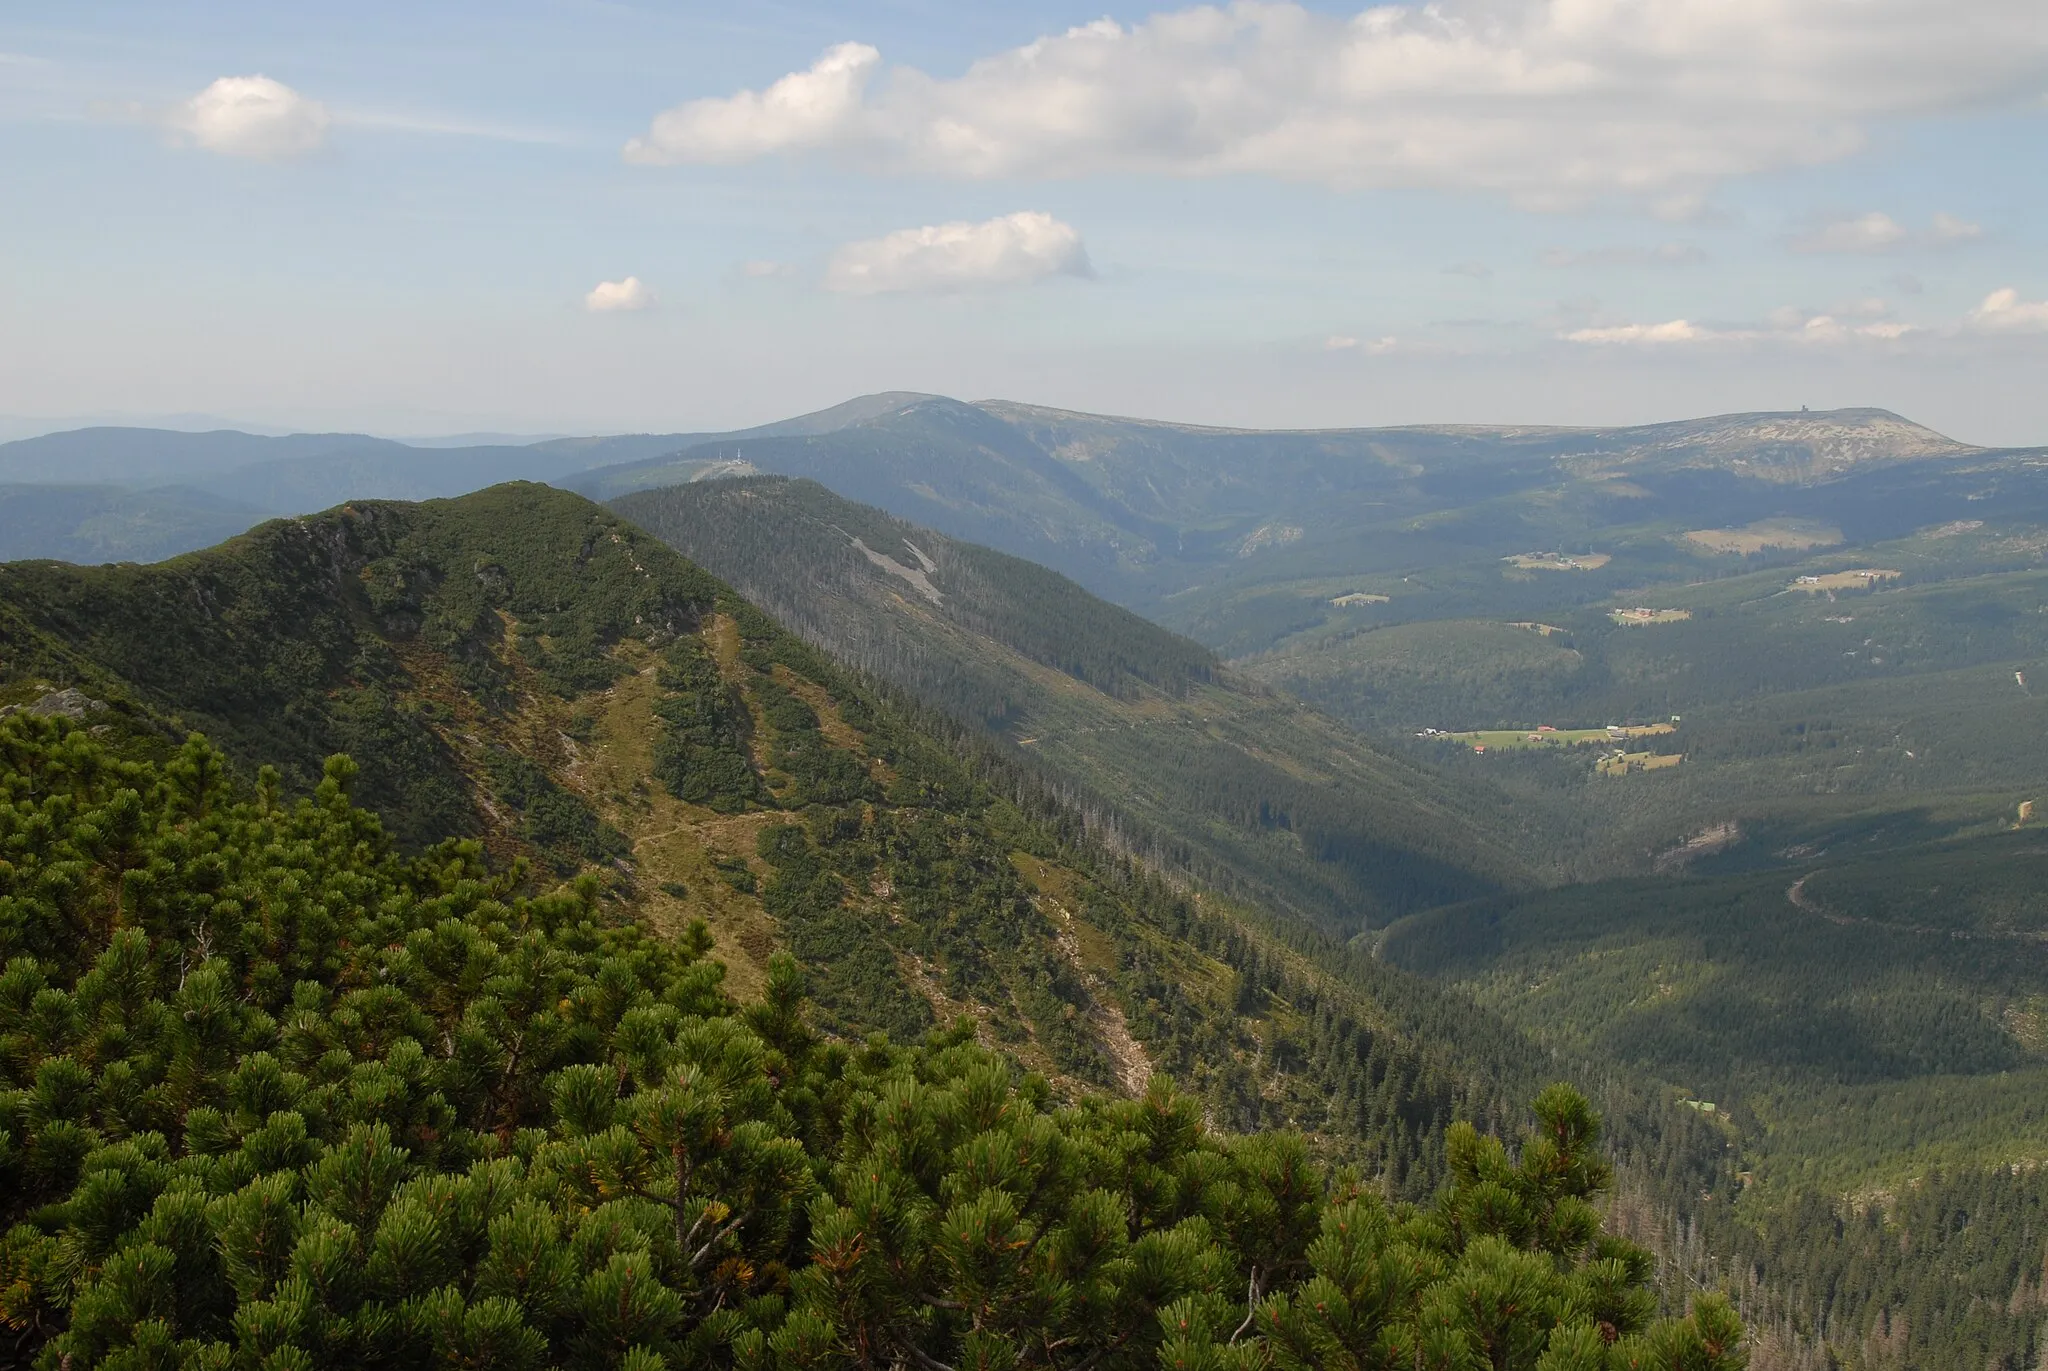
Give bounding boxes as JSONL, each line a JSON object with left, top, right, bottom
{"left": 1329, "top": 591, "right": 1391, "bottom": 606}
{"left": 1684, "top": 518, "right": 1844, "bottom": 555}
{"left": 1789, "top": 568, "right": 1901, "bottom": 592}
{"left": 1433, "top": 721, "right": 1677, "bottom": 751}
{"left": 1504, "top": 551, "right": 1611, "bottom": 571}
{"left": 1610, "top": 607, "right": 1692, "bottom": 625}
{"left": 1597, "top": 751, "right": 1684, "bottom": 777}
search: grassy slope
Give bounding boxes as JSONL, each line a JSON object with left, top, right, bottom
{"left": 609, "top": 476, "right": 1533, "bottom": 933}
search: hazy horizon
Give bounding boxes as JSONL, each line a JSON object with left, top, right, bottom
{"left": 5, "top": 2, "right": 2046, "bottom": 444}
{"left": 0, "top": 389, "right": 2023, "bottom": 454}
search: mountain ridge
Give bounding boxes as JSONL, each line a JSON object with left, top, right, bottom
{"left": 0, "top": 397, "right": 2001, "bottom": 569}
{"left": 0, "top": 481, "right": 1559, "bottom": 1179}
{"left": 570, "top": 398, "right": 2011, "bottom": 619}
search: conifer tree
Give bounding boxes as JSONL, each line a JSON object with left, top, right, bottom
{"left": 0, "top": 716, "right": 1744, "bottom": 1371}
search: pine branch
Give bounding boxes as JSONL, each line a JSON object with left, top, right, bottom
{"left": 688, "top": 1208, "right": 753, "bottom": 1269}
{"left": 1229, "top": 1267, "right": 1264, "bottom": 1344}
{"left": 903, "top": 1345, "right": 956, "bottom": 1371}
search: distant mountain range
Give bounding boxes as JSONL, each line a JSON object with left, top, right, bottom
{"left": 569, "top": 398, "right": 2025, "bottom": 613}
{"left": 1, "top": 395, "right": 2029, "bottom": 572}
{"left": 0, "top": 394, "right": 948, "bottom": 561}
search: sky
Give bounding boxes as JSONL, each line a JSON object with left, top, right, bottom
{"left": 2, "top": 0, "right": 2046, "bottom": 444}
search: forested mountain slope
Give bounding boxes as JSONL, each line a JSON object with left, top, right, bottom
{"left": 0, "top": 483, "right": 1566, "bottom": 1192}
{"left": 608, "top": 476, "right": 2048, "bottom": 1371}
{"left": 609, "top": 477, "right": 1533, "bottom": 930}
{"left": 0, "top": 483, "right": 268, "bottom": 566}
{"left": 1384, "top": 827, "right": 2048, "bottom": 1188}
{"left": 0, "top": 713, "right": 1746, "bottom": 1371}
{"left": 1382, "top": 825, "right": 2048, "bottom": 1371}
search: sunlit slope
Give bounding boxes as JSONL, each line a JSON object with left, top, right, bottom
{"left": 611, "top": 475, "right": 1535, "bottom": 931}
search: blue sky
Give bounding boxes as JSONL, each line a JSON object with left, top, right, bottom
{"left": 3, "top": 1, "right": 2045, "bottom": 442}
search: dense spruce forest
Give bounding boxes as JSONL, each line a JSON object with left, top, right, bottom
{"left": 1381, "top": 832, "right": 2048, "bottom": 1371}
{"left": 614, "top": 478, "right": 1219, "bottom": 710}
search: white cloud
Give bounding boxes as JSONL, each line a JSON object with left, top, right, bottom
{"left": 1325, "top": 334, "right": 1442, "bottom": 355}
{"left": 625, "top": 42, "right": 879, "bottom": 164}
{"left": 1566, "top": 309, "right": 1916, "bottom": 346}
{"left": 1933, "top": 212, "right": 1985, "bottom": 243}
{"left": 740, "top": 259, "right": 797, "bottom": 279}
{"left": 823, "top": 211, "right": 1091, "bottom": 295}
{"left": 175, "top": 75, "right": 329, "bottom": 160}
{"left": 1793, "top": 210, "right": 1988, "bottom": 253}
{"left": 1565, "top": 319, "right": 1713, "bottom": 345}
{"left": 585, "top": 277, "right": 653, "bottom": 312}
{"left": 1792, "top": 211, "right": 1910, "bottom": 254}
{"left": 1365, "top": 336, "right": 1440, "bottom": 355}
{"left": 625, "top": 2, "right": 2048, "bottom": 205}
{"left": 1541, "top": 243, "right": 1707, "bottom": 268}
{"left": 1796, "top": 316, "right": 1915, "bottom": 342}
{"left": 1969, "top": 287, "right": 2048, "bottom": 332}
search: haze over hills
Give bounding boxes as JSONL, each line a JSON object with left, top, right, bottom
{"left": 0, "top": 481, "right": 269, "bottom": 565}
{"left": 3, "top": 394, "right": 2018, "bottom": 573}
{"left": 568, "top": 397, "right": 2008, "bottom": 606}
{"left": 0, "top": 395, "right": 950, "bottom": 561}
{"left": 567, "top": 395, "right": 2048, "bottom": 878}
{"left": 10, "top": 391, "right": 2046, "bottom": 885}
